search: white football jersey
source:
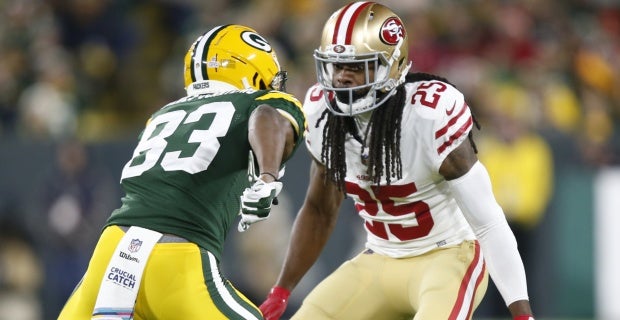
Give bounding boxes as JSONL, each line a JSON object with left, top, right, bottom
{"left": 304, "top": 79, "right": 477, "bottom": 258}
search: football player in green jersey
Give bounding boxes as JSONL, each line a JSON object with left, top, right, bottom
{"left": 58, "top": 24, "right": 306, "bottom": 320}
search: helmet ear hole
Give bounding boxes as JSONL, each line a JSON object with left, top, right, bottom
{"left": 252, "top": 72, "right": 261, "bottom": 89}
{"left": 259, "top": 80, "right": 267, "bottom": 90}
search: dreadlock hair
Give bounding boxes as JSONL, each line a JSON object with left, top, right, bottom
{"left": 316, "top": 72, "right": 481, "bottom": 192}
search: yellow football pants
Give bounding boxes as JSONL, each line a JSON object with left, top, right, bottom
{"left": 58, "top": 225, "right": 263, "bottom": 320}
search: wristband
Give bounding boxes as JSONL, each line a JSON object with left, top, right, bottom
{"left": 260, "top": 172, "right": 279, "bottom": 181}
{"left": 270, "top": 286, "right": 290, "bottom": 301}
{"left": 514, "top": 315, "right": 534, "bottom": 320}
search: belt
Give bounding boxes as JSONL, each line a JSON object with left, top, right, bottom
{"left": 117, "top": 225, "right": 190, "bottom": 243}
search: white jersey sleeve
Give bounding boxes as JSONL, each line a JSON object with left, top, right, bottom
{"left": 406, "top": 80, "right": 474, "bottom": 173}
{"left": 448, "top": 161, "right": 530, "bottom": 305}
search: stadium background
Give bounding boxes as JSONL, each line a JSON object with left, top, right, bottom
{"left": 0, "top": 0, "right": 618, "bottom": 319}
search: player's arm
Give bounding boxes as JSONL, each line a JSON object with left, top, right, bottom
{"left": 237, "top": 104, "right": 297, "bottom": 232}
{"left": 277, "top": 159, "right": 343, "bottom": 289}
{"left": 260, "top": 159, "right": 344, "bottom": 320}
{"left": 248, "top": 104, "right": 296, "bottom": 181}
{"left": 440, "top": 142, "right": 534, "bottom": 320}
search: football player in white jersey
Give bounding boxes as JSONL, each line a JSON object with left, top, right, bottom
{"left": 259, "top": 2, "right": 535, "bottom": 320}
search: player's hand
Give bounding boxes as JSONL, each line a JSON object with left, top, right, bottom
{"left": 238, "top": 178, "right": 283, "bottom": 232}
{"left": 259, "top": 286, "right": 290, "bottom": 320}
{"left": 514, "top": 315, "right": 535, "bottom": 320}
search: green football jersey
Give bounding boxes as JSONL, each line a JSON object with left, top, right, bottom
{"left": 106, "top": 89, "right": 305, "bottom": 261}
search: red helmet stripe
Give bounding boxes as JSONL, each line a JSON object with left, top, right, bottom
{"left": 332, "top": 1, "right": 372, "bottom": 45}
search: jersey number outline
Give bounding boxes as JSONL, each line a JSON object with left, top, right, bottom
{"left": 346, "top": 181, "right": 434, "bottom": 241}
{"left": 121, "top": 101, "right": 235, "bottom": 179}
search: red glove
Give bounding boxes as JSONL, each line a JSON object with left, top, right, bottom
{"left": 259, "top": 286, "right": 290, "bottom": 320}
{"left": 514, "top": 315, "right": 535, "bottom": 320}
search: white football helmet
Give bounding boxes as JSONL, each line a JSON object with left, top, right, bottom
{"left": 314, "top": 2, "right": 411, "bottom": 116}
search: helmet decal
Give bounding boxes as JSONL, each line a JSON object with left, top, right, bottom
{"left": 241, "top": 31, "right": 272, "bottom": 52}
{"left": 332, "top": 1, "right": 372, "bottom": 45}
{"left": 333, "top": 45, "right": 346, "bottom": 53}
{"left": 380, "top": 17, "right": 405, "bottom": 45}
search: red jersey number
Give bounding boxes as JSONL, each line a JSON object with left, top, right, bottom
{"left": 411, "top": 81, "right": 447, "bottom": 109}
{"left": 345, "top": 182, "right": 434, "bottom": 241}
{"left": 309, "top": 86, "right": 334, "bottom": 102}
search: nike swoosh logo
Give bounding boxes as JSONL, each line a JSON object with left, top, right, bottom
{"left": 446, "top": 102, "right": 456, "bottom": 116}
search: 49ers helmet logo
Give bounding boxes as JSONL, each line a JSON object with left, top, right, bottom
{"left": 380, "top": 17, "right": 405, "bottom": 45}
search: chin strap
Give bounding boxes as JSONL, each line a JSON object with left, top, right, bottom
{"left": 333, "top": 92, "right": 375, "bottom": 116}
{"left": 331, "top": 81, "right": 401, "bottom": 116}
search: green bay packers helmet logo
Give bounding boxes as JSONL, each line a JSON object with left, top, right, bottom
{"left": 241, "top": 31, "right": 272, "bottom": 53}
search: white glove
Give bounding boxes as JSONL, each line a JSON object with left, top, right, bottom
{"left": 238, "top": 178, "right": 283, "bottom": 232}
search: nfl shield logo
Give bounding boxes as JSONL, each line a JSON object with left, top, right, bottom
{"left": 128, "top": 238, "right": 143, "bottom": 253}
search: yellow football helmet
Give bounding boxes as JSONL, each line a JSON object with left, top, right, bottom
{"left": 184, "top": 24, "right": 287, "bottom": 92}
{"left": 314, "top": 2, "right": 411, "bottom": 115}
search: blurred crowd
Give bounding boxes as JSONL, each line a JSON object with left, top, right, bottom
{"left": 0, "top": 0, "right": 618, "bottom": 162}
{"left": 0, "top": 0, "right": 618, "bottom": 319}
